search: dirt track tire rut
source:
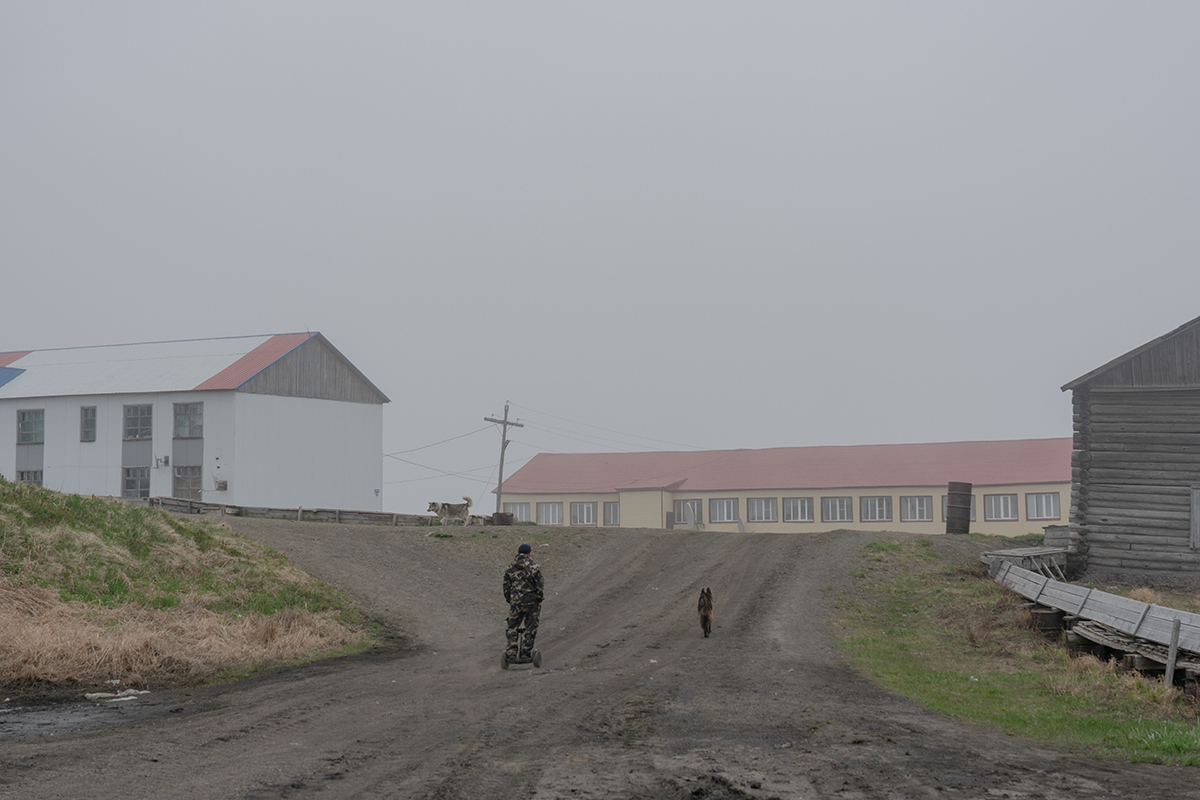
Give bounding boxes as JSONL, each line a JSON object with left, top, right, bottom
{"left": 3, "top": 520, "right": 1200, "bottom": 799}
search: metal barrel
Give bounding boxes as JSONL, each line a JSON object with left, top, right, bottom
{"left": 945, "top": 481, "right": 973, "bottom": 535}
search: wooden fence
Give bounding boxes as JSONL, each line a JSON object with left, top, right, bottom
{"left": 130, "top": 496, "right": 464, "bottom": 527}
{"left": 990, "top": 559, "right": 1200, "bottom": 667}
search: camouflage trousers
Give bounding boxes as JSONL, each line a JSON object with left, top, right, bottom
{"left": 505, "top": 602, "right": 540, "bottom": 658}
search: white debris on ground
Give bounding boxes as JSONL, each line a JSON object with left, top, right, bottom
{"left": 84, "top": 689, "right": 151, "bottom": 702}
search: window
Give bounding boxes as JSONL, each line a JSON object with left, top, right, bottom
{"left": 783, "top": 497, "right": 814, "bottom": 522}
{"left": 900, "top": 496, "right": 933, "bottom": 522}
{"left": 984, "top": 494, "right": 1019, "bottom": 521}
{"left": 174, "top": 466, "right": 202, "bottom": 501}
{"left": 1026, "top": 492, "right": 1061, "bottom": 521}
{"left": 942, "top": 494, "right": 976, "bottom": 522}
{"left": 822, "top": 497, "right": 853, "bottom": 523}
{"left": 860, "top": 496, "right": 892, "bottom": 522}
{"left": 709, "top": 498, "right": 739, "bottom": 523}
{"left": 124, "top": 405, "right": 152, "bottom": 440}
{"left": 604, "top": 502, "right": 620, "bottom": 526}
{"left": 674, "top": 499, "right": 703, "bottom": 526}
{"left": 123, "top": 466, "right": 150, "bottom": 498}
{"left": 571, "top": 502, "right": 597, "bottom": 525}
{"left": 16, "top": 470, "right": 42, "bottom": 487}
{"left": 537, "top": 502, "right": 562, "bottom": 525}
{"left": 747, "top": 497, "right": 778, "bottom": 523}
{"left": 17, "top": 409, "right": 44, "bottom": 444}
{"left": 80, "top": 407, "right": 97, "bottom": 442}
{"left": 174, "top": 403, "right": 203, "bottom": 438}
{"left": 503, "top": 502, "right": 530, "bottom": 522}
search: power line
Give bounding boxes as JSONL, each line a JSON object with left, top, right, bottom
{"left": 510, "top": 403, "right": 703, "bottom": 451}
{"left": 518, "top": 422, "right": 630, "bottom": 452}
{"left": 384, "top": 425, "right": 492, "bottom": 457}
{"left": 385, "top": 455, "right": 497, "bottom": 485}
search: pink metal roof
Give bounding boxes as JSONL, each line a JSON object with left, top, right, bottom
{"left": 0, "top": 334, "right": 324, "bottom": 399}
{"left": 192, "top": 333, "right": 314, "bottom": 390}
{"left": 500, "top": 438, "right": 1073, "bottom": 494}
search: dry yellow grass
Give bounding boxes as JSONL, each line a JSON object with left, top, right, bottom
{"left": 0, "top": 577, "right": 361, "bottom": 688}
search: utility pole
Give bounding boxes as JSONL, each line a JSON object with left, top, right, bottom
{"left": 484, "top": 401, "right": 524, "bottom": 515}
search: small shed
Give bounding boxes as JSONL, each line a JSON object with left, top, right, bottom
{"left": 1062, "top": 314, "right": 1200, "bottom": 579}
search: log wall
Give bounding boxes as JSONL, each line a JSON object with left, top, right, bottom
{"left": 1072, "top": 387, "right": 1200, "bottom": 575}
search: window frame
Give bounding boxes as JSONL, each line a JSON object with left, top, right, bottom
{"left": 173, "top": 465, "right": 203, "bottom": 501}
{"left": 536, "top": 502, "right": 562, "bottom": 525}
{"left": 674, "top": 499, "right": 703, "bottom": 526}
{"left": 122, "top": 466, "right": 150, "bottom": 498}
{"left": 747, "top": 497, "right": 778, "bottom": 523}
{"left": 822, "top": 496, "right": 853, "bottom": 523}
{"left": 17, "top": 409, "right": 44, "bottom": 444}
{"left": 860, "top": 496, "right": 893, "bottom": 522}
{"left": 503, "top": 502, "right": 530, "bottom": 522}
{"left": 173, "top": 402, "right": 203, "bottom": 439}
{"left": 80, "top": 406, "right": 97, "bottom": 443}
{"left": 123, "top": 404, "right": 153, "bottom": 441}
{"left": 1026, "top": 492, "right": 1061, "bottom": 521}
{"left": 570, "top": 501, "right": 598, "bottom": 526}
{"left": 984, "top": 493, "right": 1019, "bottom": 521}
{"left": 783, "top": 497, "right": 814, "bottom": 523}
{"left": 604, "top": 501, "right": 620, "bottom": 526}
{"left": 900, "top": 495, "right": 933, "bottom": 522}
{"left": 709, "top": 498, "right": 739, "bottom": 524}
{"left": 16, "top": 470, "right": 43, "bottom": 487}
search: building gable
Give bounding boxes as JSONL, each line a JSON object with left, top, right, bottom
{"left": 1063, "top": 315, "right": 1200, "bottom": 391}
{"left": 235, "top": 334, "right": 388, "bottom": 404}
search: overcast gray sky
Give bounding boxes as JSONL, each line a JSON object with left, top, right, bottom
{"left": 3, "top": 3, "right": 1198, "bottom": 513}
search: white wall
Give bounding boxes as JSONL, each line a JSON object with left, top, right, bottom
{"left": 229, "top": 393, "right": 383, "bottom": 511}
{"left": 1, "top": 391, "right": 383, "bottom": 511}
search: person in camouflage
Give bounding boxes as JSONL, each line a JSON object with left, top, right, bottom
{"left": 503, "top": 543, "right": 544, "bottom": 660}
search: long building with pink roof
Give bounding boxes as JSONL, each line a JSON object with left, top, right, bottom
{"left": 497, "top": 438, "right": 1072, "bottom": 535}
{"left": 0, "top": 333, "right": 388, "bottom": 510}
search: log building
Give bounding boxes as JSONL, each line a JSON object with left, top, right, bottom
{"left": 1062, "top": 315, "right": 1200, "bottom": 578}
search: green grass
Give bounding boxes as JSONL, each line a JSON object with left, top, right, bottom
{"left": 834, "top": 534, "right": 1200, "bottom": 765}
{"left": 0, "top": 476, "right": 362, "bottom": 622}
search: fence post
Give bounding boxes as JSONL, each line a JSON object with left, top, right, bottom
{"left": 1166, "top": 618, "right": 1182, "bottom": 687}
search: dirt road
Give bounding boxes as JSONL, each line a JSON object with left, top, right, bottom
{"left": 3, "top": 519, "right": 1200, "bottom": 799}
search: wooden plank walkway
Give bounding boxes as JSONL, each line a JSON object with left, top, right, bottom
{"left": 980, "top": 546, "right": 1068, "bottom": 580}
{"left": 1070, "top": 620, "right": 1200, "bottom": 670}
{"left": 990, "top": 560, "right": 1200, "bottom": 654}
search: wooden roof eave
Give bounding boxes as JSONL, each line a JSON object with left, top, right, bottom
{"left": 1061, "top": 314, "right": 1200, "bottom": 393}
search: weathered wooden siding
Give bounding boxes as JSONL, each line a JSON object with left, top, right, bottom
{"left": 1080, "top": 325, "right": 1200, "bottom": 389}
{"left": 1072, "top": 387, "right": 1200, "bottom": 574}
{"left": 237, "top": 335, "right": 386, "bottom": 404}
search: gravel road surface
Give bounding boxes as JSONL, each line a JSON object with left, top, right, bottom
{"left": 3, "top": 518, "right": 1199, "bottom": 799}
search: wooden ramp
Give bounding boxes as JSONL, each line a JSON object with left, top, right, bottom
{"left": 989, "top": 560, "right": 1200, "bottom": 655}
{"left": 980, "top": 546, "right": 1067, "bottom": 580}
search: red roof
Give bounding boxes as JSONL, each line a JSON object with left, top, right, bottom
{"left": 192, "top": 333, "right": 314, "bottom": 391}
{"left": 0, "top": 352, "right": 30, "bottom": 368}
{"left": 500, "top": 438, "right": 1073, "bottom": 494}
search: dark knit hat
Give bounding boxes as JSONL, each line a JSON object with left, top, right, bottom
{"left": 518, "top": 543, "right": 532, "bottom": 554}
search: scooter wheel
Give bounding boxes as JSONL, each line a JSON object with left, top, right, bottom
{"left": 532, "top": 650, "right": 542, "bottom": 669}
{"left": 501, "top": 652, "right": 509, "bottom": 670}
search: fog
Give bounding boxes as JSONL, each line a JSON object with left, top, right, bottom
{"left": 3, "top": 3, "right": 1197, "bottom": 512}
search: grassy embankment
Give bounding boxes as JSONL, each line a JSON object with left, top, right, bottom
{"left": 0, "top": 477, "right": 371, "bottom": 696}
{"left": 834, "top": 533, "right": 1200, "bottom": 765}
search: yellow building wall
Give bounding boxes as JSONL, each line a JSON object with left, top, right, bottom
{"left": 499, "top": 483, "right": 1069, "bottom": 537}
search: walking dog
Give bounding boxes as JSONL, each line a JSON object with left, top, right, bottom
{"left": 698, "top": 587, "right": 713, "bottom": 638}
{"left": 428, "top": 496, "right": 473, "bottom": 526}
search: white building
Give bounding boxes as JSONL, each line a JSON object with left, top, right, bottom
{"left": 0, "top": 333, "right": 388, "bottom": 511}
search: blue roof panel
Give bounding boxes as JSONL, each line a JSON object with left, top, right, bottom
{"left": 0, "top": 367, "right": 25, "bottom": 390}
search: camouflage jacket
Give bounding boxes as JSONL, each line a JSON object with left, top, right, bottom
{"left": 503, "top": 554, "right": 544, "bottom": 606}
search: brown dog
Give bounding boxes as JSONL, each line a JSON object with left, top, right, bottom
{"left": 698, "top": 587, "right": 713, "bottom": 638}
